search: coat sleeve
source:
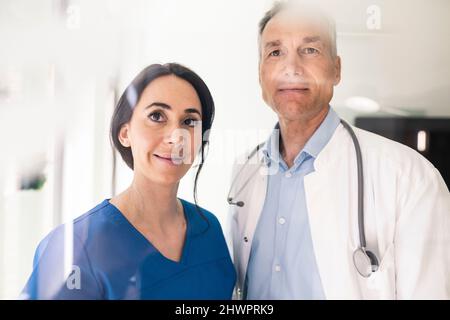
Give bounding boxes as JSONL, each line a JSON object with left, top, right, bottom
{"left": 395, "top": 162, "right": 450, "bottom": 299}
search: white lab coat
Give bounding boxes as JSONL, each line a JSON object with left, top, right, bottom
{"left": 228, "top": 123, "right": 450, "bottom": 299}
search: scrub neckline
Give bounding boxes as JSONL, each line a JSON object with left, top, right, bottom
{"left": 105, "top": 198, "right": 191, "bottom": 266}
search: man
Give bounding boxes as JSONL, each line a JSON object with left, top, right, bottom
{"left": 228, "top": 1, "right": 450, "bottom": 299}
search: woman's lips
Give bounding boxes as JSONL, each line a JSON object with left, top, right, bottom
{"left": 153, "top": 154, "right": 184, "bottom": 166}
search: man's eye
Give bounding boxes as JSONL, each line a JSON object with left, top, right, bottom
{"left": 269, "top": 49, "right": 281, "bottom": 57}
{"left": 148, "top": 112, "right": 164, "bottom": 122}
{"left": 184, "top": 118, "right": 201, "bottom": 127}
{"left": 303, "top": 47, "right": 319, "bottom": 55}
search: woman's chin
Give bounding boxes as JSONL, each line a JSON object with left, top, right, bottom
{"left": 146, "top": 173, "right": 182, "bottom": 186}
{"left": 144, "top": 166, "right": 187, "bottom": 186}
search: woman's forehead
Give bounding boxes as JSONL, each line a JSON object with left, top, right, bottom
{"left": 138, "top": 75, "right": 202, "bottom": 112}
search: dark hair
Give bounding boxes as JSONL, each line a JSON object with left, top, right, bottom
{"left": 110, "top": 63, "right": 215, "bottom": 207}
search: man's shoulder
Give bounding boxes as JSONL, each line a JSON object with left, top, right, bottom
{"left": 353, "top": 126, "right": 439, "bottom": 179}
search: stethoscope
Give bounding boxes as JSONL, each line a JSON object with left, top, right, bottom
{"left": 227, "top": 119, "right": 380, "bottom": 278}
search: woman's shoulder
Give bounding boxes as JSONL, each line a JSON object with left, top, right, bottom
{"left": 179, "top": 198, "right": 221, "bottom": 227}
{"left": 178, "top": 199, "right": 231, "bottom": 252}
{"left": 36, "top": 200, "right": 121, "bottom": 255}
{"left": 72, "top": 199, "right": 118, "bottom": 226}
{"left": 24, "top": 200, "right": 114, "bottom": 299}
{"left": 178, "top": 199, "right": 232, "bottom": 264}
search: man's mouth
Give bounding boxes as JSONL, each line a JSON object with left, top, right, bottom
{"left": 278, "top": 86, "right": 310, "bottom": 93}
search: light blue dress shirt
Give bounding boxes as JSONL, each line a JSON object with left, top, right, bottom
{"left": 246, "top": 107, "right": 340, "bottom": 300}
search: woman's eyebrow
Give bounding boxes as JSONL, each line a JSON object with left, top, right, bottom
{"left": 185, "top": 108, "right": 201, "bottom": 116}
{"left": 145, "top": 102, "right": 171, "bottom": 110}
{"left": 145, "top": 102, "right": 201, "bottom": 116}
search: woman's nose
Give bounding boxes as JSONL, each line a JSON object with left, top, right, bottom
{"left": 163, "top": 127, "right": 188, "bottom": 146}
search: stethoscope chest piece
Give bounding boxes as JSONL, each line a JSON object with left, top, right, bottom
{"left": 353, "top": 247, "right": 379, "bottom": 278}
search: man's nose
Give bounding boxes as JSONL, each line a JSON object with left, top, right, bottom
{"left": 282, "top": 53, "right": 304, "bottom": 77}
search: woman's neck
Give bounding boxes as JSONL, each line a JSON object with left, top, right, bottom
{"left": 110, "top": 174, "right": 182, "bottom": 231}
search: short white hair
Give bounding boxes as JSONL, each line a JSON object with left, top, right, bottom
{"left": 258, "top": 0, "right": 337, "bottom": 58}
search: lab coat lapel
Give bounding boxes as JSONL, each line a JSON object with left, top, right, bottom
{"left": 235, "top": 151, "right": 268, "bottom": 290}
{"left": 304, "top": 125, "right": 362, "bottom": 299}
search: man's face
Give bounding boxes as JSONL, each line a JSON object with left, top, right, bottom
{"left": 259, "top": 11, "right": 341, "bottom": 121}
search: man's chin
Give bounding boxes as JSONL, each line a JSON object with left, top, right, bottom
{"left": 273, "top": 100, "right": 313, "bottom": 117}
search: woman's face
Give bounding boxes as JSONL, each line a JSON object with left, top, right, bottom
{"left": 119, "top": 75, "right": 203, "bottom": 186}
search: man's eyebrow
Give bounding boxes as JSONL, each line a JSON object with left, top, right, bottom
{"left": 264, "top": 40, "right": 282, "bottom": 50}
{"left": 303, "top": 36, "right": 322, "bottom": 44}
{"left": 263, "top": 37, "right": 321, "bottom": 49}
{"left": 145, "top": 102, "right": 201, "bottom": 116}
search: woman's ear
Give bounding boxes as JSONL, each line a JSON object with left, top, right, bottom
{"left": 118, "top": 124, "right": 131, "bottom": 148}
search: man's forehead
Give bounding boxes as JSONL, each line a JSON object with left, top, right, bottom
{"left": 262, "top": 15, "right": 327, "bottom": 43}
{"left": 264, "top": 11, "right": 328, "bottom": 36}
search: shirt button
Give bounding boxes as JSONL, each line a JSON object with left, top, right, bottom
{"left": 274, "top": 264, "right": 281, "bottom": 272}
{"left": 285, "top": 172, "right": 292, "bottom": 178}
{"left": 278, "top": 217, "right": 286, "bottom": 225}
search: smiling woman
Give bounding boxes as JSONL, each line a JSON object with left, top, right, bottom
{"left": 20, "top": 63, "right": 236, "bottom": 300}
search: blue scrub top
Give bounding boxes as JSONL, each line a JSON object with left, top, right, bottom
{"left": 21, "top": 199, "right": 236, "bottom": 300}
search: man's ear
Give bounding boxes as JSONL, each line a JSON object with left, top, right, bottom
{"left": 258, "top": 61, "right": 262, "bottom": 86}
{"left": 118, "top": 124, "right": 131, "bottom": 147}
{"left": 333, "top": 56, "right": 341, "bottom": 86}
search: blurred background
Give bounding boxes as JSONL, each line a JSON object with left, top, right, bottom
{"left": 0, "top": 0, "right": 449, "bottom": 299}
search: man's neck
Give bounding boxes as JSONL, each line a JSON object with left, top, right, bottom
{"left": 278, "top": 106, "right": 330, "bottom": 168}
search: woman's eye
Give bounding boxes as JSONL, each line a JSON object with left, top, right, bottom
{"left": 303, "top": 47, "right": 319, "bottom": 55}
{"left": 184, "top": 118, "right": 200, "bottom": 127}
{"left": 148, "top": 112, "right": 164, "bottom": 122}
{"left": 269, "top": 49, "right": 281, "bottom": 57}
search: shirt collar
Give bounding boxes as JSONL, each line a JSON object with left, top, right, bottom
{"left": 302, "top": 107, "right": 340, "bottom": 159}
{"left": 261, "top": 106, "right": 340, "bottom": 168}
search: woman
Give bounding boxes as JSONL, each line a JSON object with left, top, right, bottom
{"left": 21, "top": 63, "right": 236, "bottom": 299}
